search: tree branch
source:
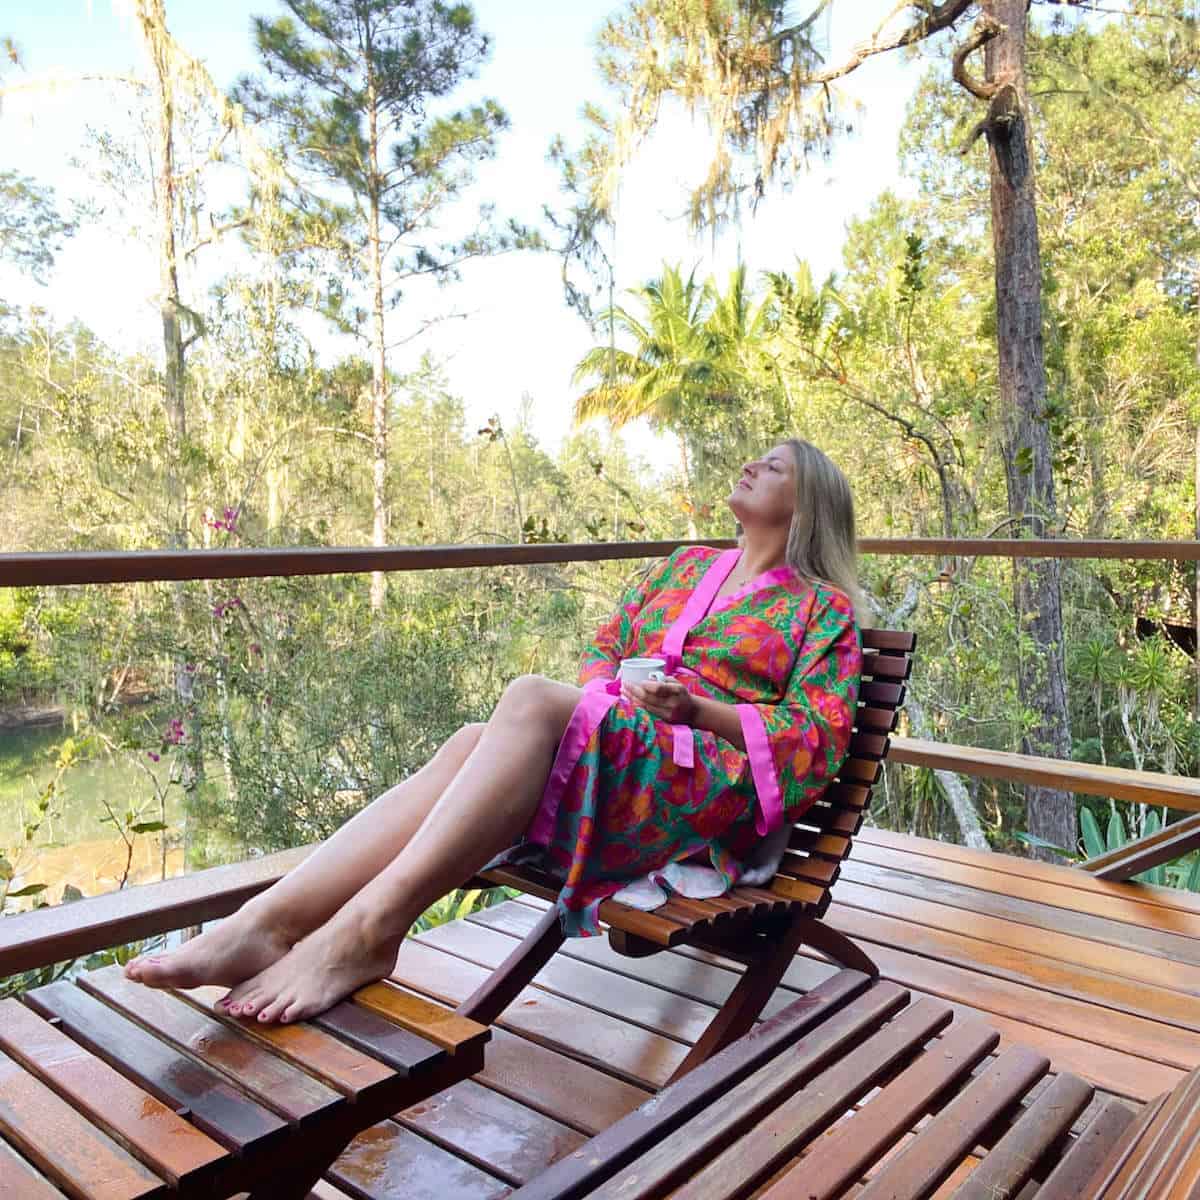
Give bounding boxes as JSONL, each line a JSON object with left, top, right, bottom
{"left": 952, "top": 15, "right": 1002, "bottom": 101}
{"left": 806, "top": 0, "right": 975, "bottom": 85}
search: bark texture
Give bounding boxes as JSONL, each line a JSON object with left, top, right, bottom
{"left": 980, "top": 0, "right": 1075, "bottom": 858}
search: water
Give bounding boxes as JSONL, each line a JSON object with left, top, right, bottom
{"left": 0, "top": 723, "right": 186, "bottom": 905}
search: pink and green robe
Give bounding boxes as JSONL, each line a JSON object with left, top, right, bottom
{"left": 510, "top": 545, "right": 862, "bottom": 937}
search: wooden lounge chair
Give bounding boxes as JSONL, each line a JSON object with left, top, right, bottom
{"left": 459, "top": 627, "right": 915, "bottom": 1084}
{"left": 0, "top": 966, "right": 489, "bottom": 1199}
{"left": 509, "top": 966, "right": 1200, "bottom": 1200}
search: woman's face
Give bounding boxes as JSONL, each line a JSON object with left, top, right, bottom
{"left": 729, "top": 444, "right": 797, "bottom": 528}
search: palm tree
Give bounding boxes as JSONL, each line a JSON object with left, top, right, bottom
{"left": 572, "top": 264, "right": 764, "bottom": 525}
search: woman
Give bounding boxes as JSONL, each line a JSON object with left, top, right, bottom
{"left": 125, "top": 439, "right": 863, "bottom": 1025}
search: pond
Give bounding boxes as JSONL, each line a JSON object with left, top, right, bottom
{"left": 1, "top": 723, "right": 187, "bottom": 905}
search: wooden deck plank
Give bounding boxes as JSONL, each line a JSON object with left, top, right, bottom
{"left": 824, "top": 902, "right": 1200, "bottom": 1032}
{"left": 475, "top": 1025, "right": 650, "bottom": 1135}
{"left": 421, "top": 913, "right": 719, "bottom": 1042}
{"left": 847, "top": 844, "right": 1200, "bottom": 944}
{"left": 855, "top": 826, "right": 1200, "bottom": 919}
{"left": 828, "top": 878, "right": 1200, "bottom": 996}
{"left": 399, "top": 1079, "right": 584, "bottom": 1186}
{"left": 327, "top": 1122, "right": 510, "bottom": 1200}
{"left": 840, "top": 859, "right": 1200, "bottom": 966}
{"left": 391, "top": 935, "right": 687, "bottom": 1088}
{"left": 0, "top": 998, "right": 226, "bottom": 1190}
{"left": 800, "top": 935, "right": 1200, "bottom": 1072}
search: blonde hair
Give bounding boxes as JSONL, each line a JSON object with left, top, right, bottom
{"left": 781, "top": 439, "right": 864, "bottom": 619}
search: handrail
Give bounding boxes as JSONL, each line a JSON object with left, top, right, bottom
{"left": 890, "top": 737, "right": 1200, "bottom": 813}
{"left": 1080, "top": 812, "right": 1200, "bottom": 882}
{"left": 0, "top": 846, "right": 313, "bottom": 978}
{"left": 6, "top": 737, "right": 1200, "bottom": 973}
{"left": 3, "top": 537, "right": 1200, "bottom": 588}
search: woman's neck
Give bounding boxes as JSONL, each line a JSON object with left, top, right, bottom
{"left": 737, "top": 531, "right": 789, "bottom": 580}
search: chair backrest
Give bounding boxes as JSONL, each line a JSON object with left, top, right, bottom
{"left": 772, "top": 627, "right": 916, "bottom": 917}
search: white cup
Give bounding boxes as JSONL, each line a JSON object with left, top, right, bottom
{"left": 618, "top": 656, "right": 667, "bottom": 685}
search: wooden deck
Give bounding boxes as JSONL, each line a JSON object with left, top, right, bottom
{"left": 295, "top": 825, "right": 1200, "bottom": 1198}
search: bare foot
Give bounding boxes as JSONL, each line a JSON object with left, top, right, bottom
{"left": 124, "top": 907, "right": 293, "bottom": 992}
{"left": 226, "top": 908, "right": 400, "bottom": 1025}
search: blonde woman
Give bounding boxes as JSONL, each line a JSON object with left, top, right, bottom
{"left": 127, "top": 440, "right": 863, "bottom": 1024}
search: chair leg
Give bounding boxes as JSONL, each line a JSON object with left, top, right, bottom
{"left": 455, "top": 903, "right": 565, "bottom": 1024}
{"left": 664, "top": 913, "right": 812, "bottom": 1086}
{"left": 800, "top": 918, "right": 879, "bottom": 977}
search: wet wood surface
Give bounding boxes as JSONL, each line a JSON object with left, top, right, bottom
{"left": 6, "top": 825, "right": 1200, "bottom": 1196}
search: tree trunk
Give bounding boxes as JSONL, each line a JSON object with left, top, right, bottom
{"left": 367, "top": 86, "right": 389, "bottom": 615}
{"left": 981, "top": 0, "right": 1075, "bottom": 860}
{"left": 139, "top": 0, "right": 204, "bottom": 887}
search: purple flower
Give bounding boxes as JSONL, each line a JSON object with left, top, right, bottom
{"left": 147, "top": 751, "right": 160, "bottom": 762}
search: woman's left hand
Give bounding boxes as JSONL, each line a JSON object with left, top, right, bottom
{"left": 623, "top": 678, "right": 699, "bottom": 725}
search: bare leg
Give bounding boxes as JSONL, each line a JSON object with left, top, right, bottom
{"left": 124, "top": 722, "right": 487, "bottom": 992}
{"left": 230, "top": 675, "right": 581, "bottom": 1024}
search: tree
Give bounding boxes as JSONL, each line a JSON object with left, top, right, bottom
{"left": 0, "top": 173, "right": 76, "bottom": 284}
{"left": 571, "top": 0, "right": 1103, "bottom": 854}
{"left": 235, "top": 0, "right": 529, "bottom": 609}
{"left": 572, "top": 263, "right": 766, "bottom": 527}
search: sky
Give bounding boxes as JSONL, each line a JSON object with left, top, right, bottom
{"left": 0, "top": 0, "right": 922, "bottom": 460}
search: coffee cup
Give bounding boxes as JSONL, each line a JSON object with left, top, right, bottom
{"left": 618, "top": 657, "right": 667, "bottom": 685}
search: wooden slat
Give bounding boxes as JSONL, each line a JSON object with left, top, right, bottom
{"left": 399, "top": 1079, "right": 585, "bottom": 1187}
{"left": 80, "top": 966, "right": 343, "bottom": 1126}
{"left": 0, "top": 845, "right": 313, "bottom": 978}
{"left": 0, "top": 998, "right": 225, "bottom": 1190}
{"left": 1035, "top": 1097, "right": 1139, "bottom": 1200}
{"left": 503, "top": 971, "right": 876, "bottom": 1200}
{"left": 183, "top": 985, "right": 398, "bottom": 1100}
{"left": 0, "top": 1139, "right": 66, "bottom": 1200}
{"left": 859, "top": 679, "right": 906, "bottom": 707}
{"left": 860, "top": 629, "right": 917, "bottom": 652}
{"left": 848, "top": 732, "right": 890, "bottom": 760}
{"left": 419, "top": 915, "right": 720, "bottom": 1045}
{"left": 855, "top": 1045, "right": 1051, "bottom": 1200}
{"left": 23, "top": 981, "right": 289, "bottom": 1154}
{"left": 855, "top": 704, "right": 900, "bottom": 734}
{"left": 823, "top": 901, "right": 1200, "bottom": 1035}
{"left": 350, "top": 982, "right": 489, "bottom": 1055}
{"left": 838, "top": 758, "right": 882, "bottom": 785}
{"left": 672, "top": 998, "right": 950, "bottom": 1200}
{"left": 760, "top": 1018, "right": 999, "bottom": 1200}
{"left": 312, "top": 999, "right": 448, "bottom": 1075}
{"left": 1090, "top": 1068, "right": 1200, "bottom": 1199}
{"left": 0, "top": 1045, "right": 168, "bottom": 1200}
{"left": 626, "top": 997, "right": 953, "bottom": 1200}
{"left": 599, "top": 902, "right": 690, "bottom": 946}
{"left": 1083, "top": 812, "right": 1200, "bottom": 881}
{"left": 328, "top": 1121, "right": 510, "bottom": 1200}
{"left": 947, "top": 1071, "right": 1094, "bottom": 1199}
{"left": 840, "top": 856, "right": 1200, "bottom": 967}
{"left": 787, "top": 828, "right": 851, "bottom": 860}
{"left": 390, "top": 936, "right": 688, "bottom": 1088}
{"left": 778, "top": 852, "right": 840, "bottom": 888}
{"left": 890, "top": 737, "right": 1200, "bottom": 812}
{"left": 862, "top": 652, "right": 912, "bottom": 682}
{"left": 855, "top": 827, "right": 1200, "bottom": 920}
{"left": 796, "top": 929, "right": 1200, "bottom": 1072}
{"left": 476, "top": 1025, "right": 650, "bottom": 1136}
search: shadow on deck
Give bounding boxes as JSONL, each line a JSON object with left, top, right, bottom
{"left": 308, "top": 824, "right": 1200, "bottom": 1197}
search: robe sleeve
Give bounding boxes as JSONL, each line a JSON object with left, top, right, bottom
{"left": 735, "top": 587, "right": 862, "bottom": 835}
{"left": 578, "top": 552, "right": 678, "bottom": 688}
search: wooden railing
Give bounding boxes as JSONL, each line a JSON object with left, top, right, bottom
{"left": 2, "top": 535, "right": 1199, "bottom": 910}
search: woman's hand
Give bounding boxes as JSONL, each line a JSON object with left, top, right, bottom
{"left": 623, "top": 678, "right": 699, "bottom": 725}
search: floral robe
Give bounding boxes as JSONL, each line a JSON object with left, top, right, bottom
{"left": 514, "top": 545, "right": 862, "bottom": 937}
